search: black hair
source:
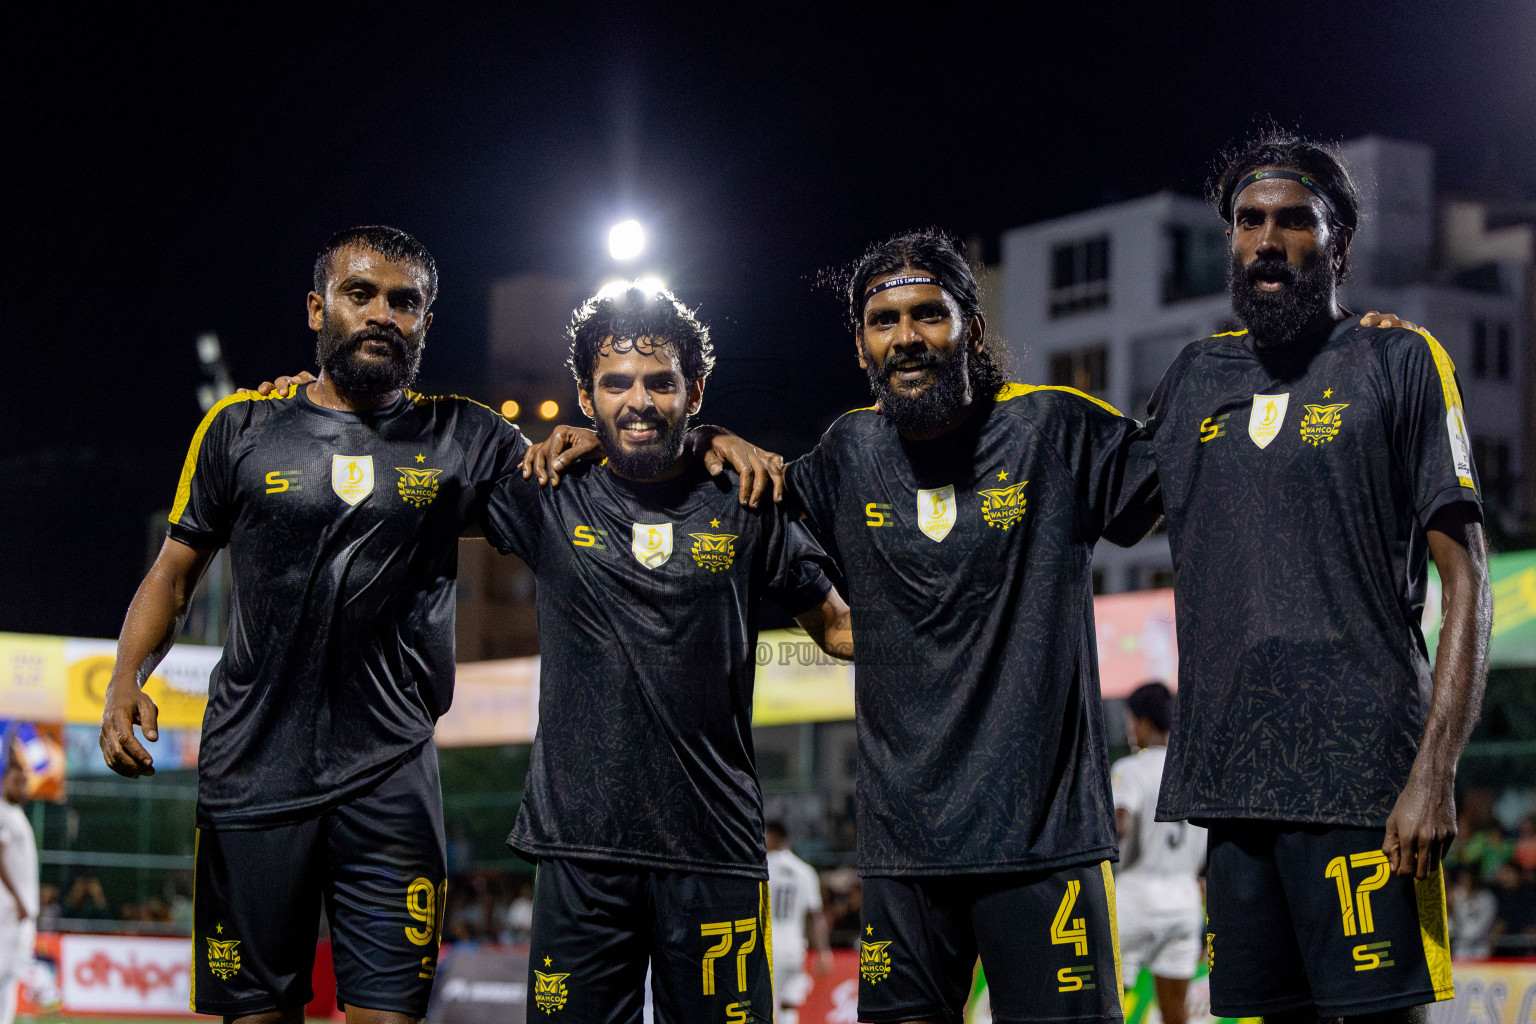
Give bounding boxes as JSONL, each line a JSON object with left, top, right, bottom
{"left": 765, "top": 820, "right": 788, "bottom": 841}
{"left": 1126, "top": 681, "right": 1174, "bottom": 733}
{"left": 842, "top": 228, "right": 1008, "bottom": 396}
{"left": 566, "top": 284, "right": 716, "bottom": 393}
{"left": 1209, "top": 126, "right": 1362, "bottom": 279}
{"left": 313, "top": 225, "right": 439, "bottom": 306}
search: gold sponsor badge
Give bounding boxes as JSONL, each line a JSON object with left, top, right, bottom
{"left": 978, "top": 481, "right": 1028, "bottom": 530}
{"left": 860, "top": 939, "right": 893, "bottom": 984}
{"left": 533, "top": 970, "right": 570, "bottom": 1013}
{"left": 1247, "top": 393, "right": 1290, "bottom": 449}
{"left": 395, "top": 466, "right": 443, "bottom": 506}
{"left": 1299, "top": 403, "right": 1349, "bottom": 446}
{"left": 916, "top": 485, "right": 956, "bottom": 542}
{"left": 207, "top": 937, "right": 242, "bottom": 980}
{"left": 689, "top": 532, "right": 738, "bottom": 572}
{"left": 631, "top": 523, "right": 673, "bottom": 569}
{"left": 331, "top": 455, "right": 375, "bottom": 505}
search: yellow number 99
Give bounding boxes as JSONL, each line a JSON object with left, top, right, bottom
{"left": 406, "top": 877, "right": 443, "bottom": 947}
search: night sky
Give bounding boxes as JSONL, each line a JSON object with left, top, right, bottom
{"left": 6, "top": 2, "right": 1533, "bottom": 636}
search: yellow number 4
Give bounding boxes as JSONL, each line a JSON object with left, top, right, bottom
{"left": 1325, "top": 851, "right": 1391, "bottom": 937}
{"left": 1051, "top": 880, "right": 1089, "bottom": 957}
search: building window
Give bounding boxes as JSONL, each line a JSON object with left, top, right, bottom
{"left": 1163, "top": 226, "right": 1227, "bottom": 303}
{"left": 1472, "top": 436, "right": 1512, "bottom": 507}
{"left": 1496, "top": 322, "right": 1511, "bottom": 380}
{"left": 1049, "top": 346, "right": 1108, "bottom": 396}
{"left": 1472, "top": 319, "right": 1487, "bottom": 378}
{"left": 1050, "top": 235, "right": 1110, "bottom": 316}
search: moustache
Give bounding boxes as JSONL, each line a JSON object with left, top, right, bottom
{"left": 1244, "top": 257, "right": 1298, "bottom": 288}
{"left": 881, "top": 349, "right": 945, "bottom": 372}
{"left": 346, "top": 327, "right": 409, "bottom": 355}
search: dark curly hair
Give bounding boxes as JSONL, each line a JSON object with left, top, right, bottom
{"left": 313, "top": 225, "right": 439, "bottom": 306}
{"left": 842, "top": 229, "right": 1009, "bottom": 396}
{"left": 566, "top": 284, "right": 716, "bottom": 393}
{"left": 1209, "top": 126, "right": 1362, "bottom": 280}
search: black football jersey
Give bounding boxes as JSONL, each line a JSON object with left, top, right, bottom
{"left": 1130, "top": 318, "right": 1482, "bottom": 826}
{"left": 167, "top": 386, "right": 526, "bottom": 828}
{"left": 483, "top": 460, "right": 834, "bottom": 880}
{"left": 786, "top": 386, "right": 1152, "bottom": 876}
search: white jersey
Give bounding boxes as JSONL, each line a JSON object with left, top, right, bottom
{"left": 1111, "top": 747, "right": 1206, "bottom": 907}
{"left": 0, "top": 800, "right": 37, "bottom": 979}
{"left": 767, "top": 848, "right": 822, "bottom": 961}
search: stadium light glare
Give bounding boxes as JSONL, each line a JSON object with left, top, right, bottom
{"left": 634, "top": 276, "right": 667, "bottom": 295}
{"left": 539, "top": 400, "right": 560, "bottom": 420}
{"left": 596, "top": 279, "right": 631, "bottom": 300}
{"left": 608, "top": 220, "right": 644, "bottom": 261}
{"left": 500, "top": 400, "right": 520, "bottom": 420}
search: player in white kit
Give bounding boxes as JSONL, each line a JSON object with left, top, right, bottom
{"left": 765, "top": 822, "right": 831, "bottom": 1024}
{"left": 0, "top": 746, "right": 38, "bottom": 1024}
{"left": 1112, "top": 683, "right": 1206, "bottom": 1024}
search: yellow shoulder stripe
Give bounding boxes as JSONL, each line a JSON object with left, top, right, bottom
{"left": 1211, "top": 328, "right": 1249, "bottom": 338}
{"left": 168, "top": 385, "right": 295, "bottom": 525}
{"left": 1410, "top": 327, "right": 1477, "bottom": 492}
{"left": 995, "top": 382, "right": 1123, "bottom": 418}
{"left": 841, "top": 403, "right": 879, "bottom": 416}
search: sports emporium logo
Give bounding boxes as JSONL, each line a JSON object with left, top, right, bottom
{"left": 532, "top": 970, "right": 570, "bottom": 1013}
{"left": 859, "top": 939, "right": 892, "bottom": 984}
{"left": 206, "top": 938, "right": 241, "bottom": 980}
{"left": 395, "top": 466, "right": 443, "bottom": 507}
{"left": 1299, "top": 403, "right": 1349, "bottom": 446}
{"left": 977, "top": 481, "right": 1028, "bottom": 530}
{"left": 688, "top": 532, "right": 738, "bottom": 572}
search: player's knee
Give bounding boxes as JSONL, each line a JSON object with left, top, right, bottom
{"left": 342, "top": 1008, "right": 421, "bottom": 1024}
{"left": 224, "top": 1011, "right": 304, "bottom": 1024}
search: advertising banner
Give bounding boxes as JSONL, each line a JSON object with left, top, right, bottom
{"left": 59, "top": 933, "right": 195, "bottom": 1015}
{"left": 1093, "top": 589, "right": 1180, "bottom": 698}
{"left": 425, "top": 945, "right": 530, "bottom": 1023}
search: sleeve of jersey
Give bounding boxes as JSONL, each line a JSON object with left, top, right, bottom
{"left": 1078, "top": 400, "right": 1161, "bottom": 547}
{"left": 165, "top": 396, "right": 242, "bottom": 550}
{"left": 1394, "top": 328, "right": 1482, "bottom": 525}
{"left": 483, "top": 468, "right": 546, "bottom": 567}
{"left": 764, "top": 512, "right": 836, "bottom": 618}
{"left": 1101, "top": 350, "right": 1193, "bottom": 546}
{"left": 784, "top": 435, "right": 839, "bottom": 540}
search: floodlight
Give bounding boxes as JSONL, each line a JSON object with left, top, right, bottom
{"left": 608, "top": 220, "right": 644, "bottom": 261}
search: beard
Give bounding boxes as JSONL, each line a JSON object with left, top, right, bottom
{"left": 595, "top": 407, "right": 689, "bottom": 480}
{"left": 1229, "top": 247, "right": 1337, "bottom": 346}
{"left": 862, "top": 342, "right": 973, "bottom": 435}
{"left": 316, "top": 313, "right": 425, "bottom": 396}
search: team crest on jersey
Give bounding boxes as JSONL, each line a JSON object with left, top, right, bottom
{"left": 532, "top": 970, "right": 570, "bottom": 1013}
{"left": 689, "top": 532, "right": 738, "bottom": 572}
{"left": 206, "top": 937, "right": 241, "bottom": 980}
{"left": 395, "top": 466, "right": 442, "bottom": 507}
{"left": 977, "top": 481, "right": 1028, "bottom": 530}
{"left": 631, "top": 523, "right": 673, "bottom": 569}
{"left": 860, "top": 939, "right": 893, "bottom": 984}
{"left": 331, "top": 455, "right": 374, "bottom": 505}
{"left": 1299, "top": 403, "right": 1349, "bottom": 446}
{"left": 1247, "top": 393, "right": 1290, "bottom": 449}
{"left": 916, "top": 485, "right": 956, "bottom": 542}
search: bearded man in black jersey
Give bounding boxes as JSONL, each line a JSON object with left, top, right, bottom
{"left": 1128, "top": 130, "right": 1493, "bottom": 1022}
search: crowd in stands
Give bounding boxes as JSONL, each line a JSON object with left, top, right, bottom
{"left": 1448, "top": 788, "right": 1536, "bottom": 956}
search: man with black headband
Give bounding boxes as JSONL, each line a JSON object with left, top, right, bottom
{"left": 1126, "top": 130, "right": 1492, "bottom": 1022}
{"left": 526, "top": 230, "right": 1153, "bottom": 1023}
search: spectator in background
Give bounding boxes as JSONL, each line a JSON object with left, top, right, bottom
{"left": 62, "top": 877, "right": 107, "bottom": 921}
{"left": 1512, "top": 818, "right": 1536, "bottom": 872}
{"left": 1451, "top": 789, "right": 1511, "bottom": 881}
{"left": 1492, "top": 861, "right": 1536, "bottom": 950}
{"left": 35, "top": 885, "right": 59, "bottom": 934}
{"left": 766, "top": 822, "right": 832, "bottom": 1024}
{"left": 501, "top": 881, "right": 533, "bottom": 945}
{"left": 1449, "top": 870, "right": 1497, "bottom": 958}
{"left": 0, "top": 748, "right": 39, "bottom": 1024}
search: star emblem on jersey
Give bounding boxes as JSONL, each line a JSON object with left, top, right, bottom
{"left": 331, "top": 455, "right": 375, "bottom": 505}
{"left": 916, "top": 485, "right": 956, "bottom": 542}
{"left": 1298, "top": 403, "right": 1349, "bottom": 446}
{"left": 533, "top": 969, "right": 570, "bottom": 1013}
{"left": 395, "top": 466, "right": 443, "bottom": 506}
{"left": 1247, "top": 393, "right": 1290, "bottom": 449}
{"left": 631, "top": 523, "right": 673, "bottom": 569}
{"left": 206, "top": 937, "right": 242, "bottom": 980}
{"left": 689, "top": 532, "right": 738, "bottom": 572}
{"left": 977, "top": 481, "right": 1028, "bottom": 530}
{"left": 859, "top": 938, "right": 893, "bottom": 984}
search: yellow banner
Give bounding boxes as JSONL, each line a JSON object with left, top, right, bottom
{"left": 62, "top": 639, "right": 216, "bottom": 730}
{"left": 752, "top": 629, "right": 855, "bottom": 726}
{"left": 0, "top": 633, "right": 66, "bottom": 722}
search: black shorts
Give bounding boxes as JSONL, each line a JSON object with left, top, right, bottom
{"left": 191, "top": 742, "right": 447, "bottom": 1017}
{"left": 859, "top": 862, "right": 1123, "bottom": 1024}
{"left": 529, "top": 858, "right": 772, "bottom": 1024}
{"left": 1205, "top": 820, "right": 1454, "bottom": 1018}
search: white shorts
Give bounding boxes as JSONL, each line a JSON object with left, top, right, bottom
{"left": 773, "top": 955, "right": 812, "bottom": 1007}
{"left": 1115, "top": 875, "right": 1203, "bottom": 985}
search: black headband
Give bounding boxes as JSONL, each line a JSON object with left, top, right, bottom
{"left": 863, "top": 275, "right": 941, "bottom": 304}
{"left": 1231, "top": 168, "right": 1349, "bottom": 226}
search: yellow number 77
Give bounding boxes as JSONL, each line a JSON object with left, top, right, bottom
{"left": 700, "top": 918, "right": 758, "bottom": 995}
